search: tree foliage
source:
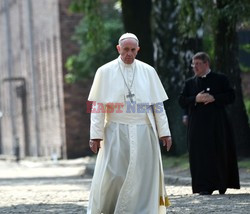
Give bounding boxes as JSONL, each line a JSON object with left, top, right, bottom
{"left": 65, "top": 0, "right": 123, "bottom": 83}
{"left": 152, "top": 0, "right": 186, "bottom": 155}
{"left": 213, "top": 0, "right": 250, "bottom": 155}
{"left": 152, "top": 0, "right": 206, "bottom": 155}
{"left": 66, "top": 0, "right": 250, "bottom": 156}
{"left": 152, "top": 0, "right": 250, "bottom": 156}
{"left": 177, "top": 0, "right": 250, "bottom": 156}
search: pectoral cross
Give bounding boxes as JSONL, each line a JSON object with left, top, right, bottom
{"left": 126, "top": 90, "right": 135, "bottom": 102}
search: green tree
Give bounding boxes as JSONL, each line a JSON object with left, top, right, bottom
{"left": 177, "top": 0, "right": 250, "bottom": 156}
{"left": 65, "top": 0, "right": 123, "bottom": 82}
{"left": 213, "top": 0, "right": 250, "bottom": 156}
{"left": 165, "top": 0, "right": 250, "bottom": 156}
{"left": 152, "top": 0, "right": 205, "bottom": 155}
{"left": 66, "top": 0, "right": 250, "bottom": 156}
{"left": 152, "top": 0, "right": 186, "bottom": 155}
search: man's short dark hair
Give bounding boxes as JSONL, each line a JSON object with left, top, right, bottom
{"left": 192, "top": 52, "right": 210, "bottom": 65}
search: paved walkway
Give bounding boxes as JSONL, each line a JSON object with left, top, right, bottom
{"left": 0, "top": 157, "right": 249, "bottom": 213}
{"left": 164, "top": 167, "right": 250, "bottom": 213}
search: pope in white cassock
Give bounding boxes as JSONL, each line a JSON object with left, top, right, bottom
{"left": 87, "top": 33, "right": 172, "bottom": 214}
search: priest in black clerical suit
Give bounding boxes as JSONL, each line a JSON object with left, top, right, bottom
{"left": 179, "top": 52, "right": 240, "bottom": 195}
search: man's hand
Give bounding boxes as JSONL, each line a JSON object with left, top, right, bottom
{"left": 203, "top": 93, "right": 215, "bottom": 104}
{"left": 196, "top": 91, "right": 215, "bottom": 104}
{"left": 89, "top": 139, "right": 102, "bottom": 153}
{"left": 195, "top": 91, "right": 205, "bottom": 103}
{"left": 160, "top": 136, "right": 172, "bottom": 151}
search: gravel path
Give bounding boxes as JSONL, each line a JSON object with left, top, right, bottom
{"left": 0, "top": 157, "right": 249, "bottom": 213}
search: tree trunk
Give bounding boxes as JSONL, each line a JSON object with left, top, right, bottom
{"left": 214, "top": 0, "right": 250, "bottom": 157}
{"left": 152, "top": 0, "right": 204, "bottom": 155}
{"left": 152, "top": 0, "right": 188, "bottom": 155}
{"left": 121, "top": 0, "right": 154, "bottom": 65}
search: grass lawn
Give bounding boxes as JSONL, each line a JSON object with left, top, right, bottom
{"left": 162, "top": 153, "right": 250, "bottom": 171}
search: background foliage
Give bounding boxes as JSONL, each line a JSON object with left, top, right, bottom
{"left": 65, "top": 0, "right": 123, "bottom": 83}
{"left": 66, "top": 0, "right": 250, "bottom": 156}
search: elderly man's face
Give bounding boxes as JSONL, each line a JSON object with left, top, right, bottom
{"left": 116, "top": 39, "right": 140, "bottom": 64}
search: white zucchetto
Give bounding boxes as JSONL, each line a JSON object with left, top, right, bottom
{"left": 118, "top": 33, "right": 139, "bottom": 44}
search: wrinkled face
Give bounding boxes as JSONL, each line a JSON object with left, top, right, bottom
{"left": 116, "top": 38, "right": 140, "bottom": 64}
{"left": 191, "top": 59, "right": 209, "bottom": 77}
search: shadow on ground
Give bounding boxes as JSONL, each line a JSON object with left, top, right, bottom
{"left": 0, "top": 204, "right": 87, "bottom": 214}
{"left": 0, "top": 176, "right": 85, "bottom": 186}
{"left": 168, "top": 193, "right": 250, "bottom": 214}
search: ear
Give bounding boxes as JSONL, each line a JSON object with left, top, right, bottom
{"left": 137, "top": 47, "right": 140, "bottom": 52}
{"left": 116, "top": 45, "right": 120, "bottom": 53}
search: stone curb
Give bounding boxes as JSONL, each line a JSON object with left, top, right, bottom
{"left": 165, "top": 175, "right": 191, "bottom": 186}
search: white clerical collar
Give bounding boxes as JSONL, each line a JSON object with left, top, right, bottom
{"left": 201, "top": 69, "right": 211, "bottom": 78}
{"left": 118, "top": 56, "right": 135, "bottom": 68}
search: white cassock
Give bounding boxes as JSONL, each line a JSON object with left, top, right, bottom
{"left": 87, "top": 56, "right": 171, "bottom": 214}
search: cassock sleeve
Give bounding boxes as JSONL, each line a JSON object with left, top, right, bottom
{"left": 178, "top": 81, "right": 196, "bottom": 109}
{"left": 213, "top": 74, "right": 235, "bottom": 105}
{"left": 153, "top": 103, "right": 171, "bottom": 138}
{"left": 90, "top": 111, "right": 105, "bottom": 140}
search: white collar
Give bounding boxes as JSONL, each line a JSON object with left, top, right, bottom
{"left": 201, "top": 69, "right": 211, "bottom": 78}
{"left": 118, "top": 56, "right": 135, "bottom": 68}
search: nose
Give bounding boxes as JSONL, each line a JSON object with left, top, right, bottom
{"left": 127, "top": 51, "right": 132, "bottom": 56}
